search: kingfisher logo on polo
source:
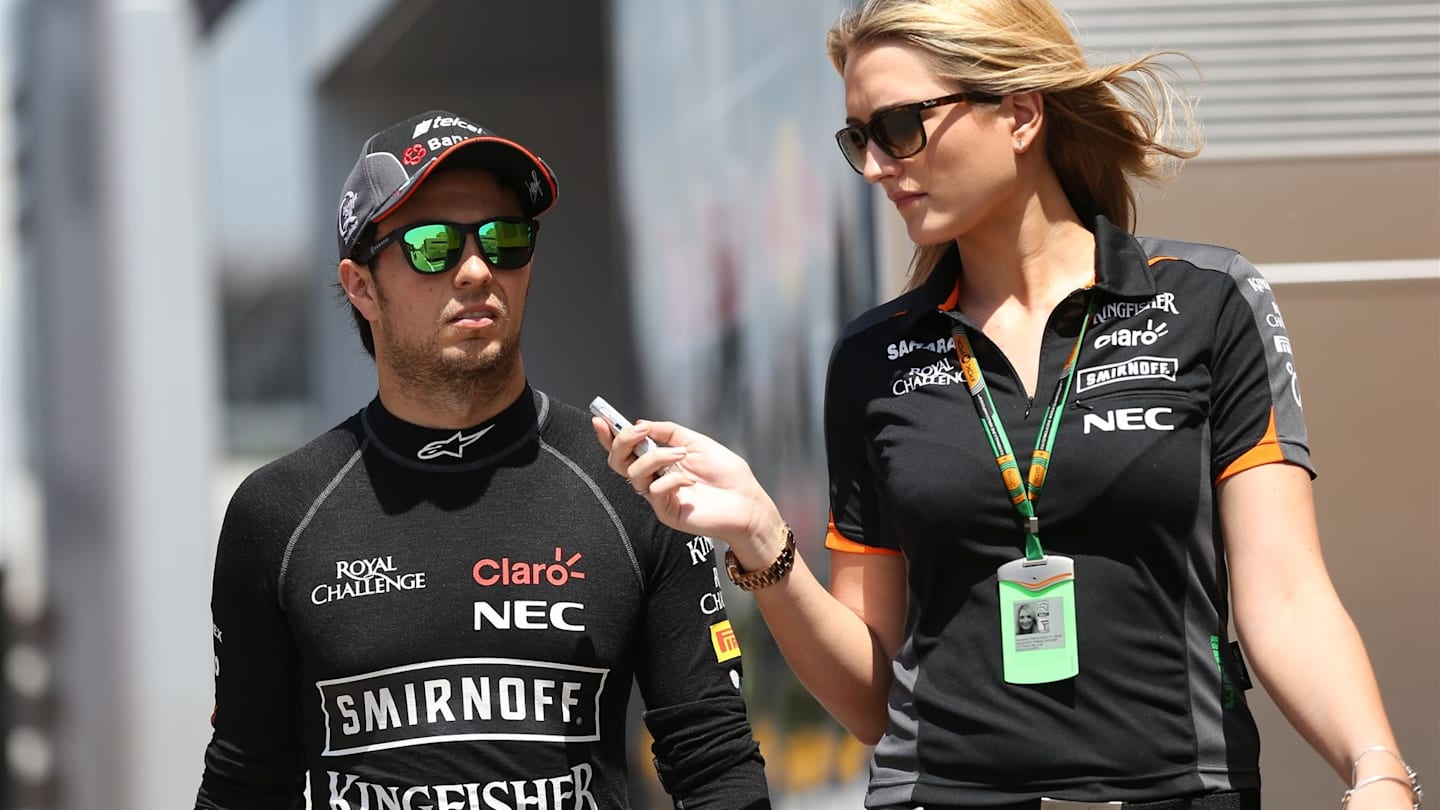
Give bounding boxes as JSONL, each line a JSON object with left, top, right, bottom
{"left": 317, "top": 658, "right": 609, "bottom": 755}
{"left": 686, "top": 535, "right": 715, "bottom": 566}
{"left": 325, "top": 764, "right": 598, "bottom": 810}
{"left": 1090, "top": 293, "right": 1179, "bottom": 325}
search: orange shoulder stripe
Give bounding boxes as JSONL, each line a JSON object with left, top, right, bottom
{"left": 1218, "top": 408, "right": 1286, "bottom": 483}
{"left": 824, "top": 515, "right": 903, "bottom": 557}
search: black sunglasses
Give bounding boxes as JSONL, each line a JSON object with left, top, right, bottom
{"left": 357, "top": 217, "right": 541, "bottom": 274}
{"left": 834, "top": 90, "right": 1001, "bottom": 173}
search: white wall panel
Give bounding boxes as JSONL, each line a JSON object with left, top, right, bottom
{"left": 1062, "top": 1, "right": 1440, "bottom": 159}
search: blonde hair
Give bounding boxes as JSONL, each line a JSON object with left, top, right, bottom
{"left": 827, "top": 0, "right": 1201, "bottom": 288}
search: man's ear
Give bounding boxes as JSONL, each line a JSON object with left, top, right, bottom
{"left": 1009, "top": 91, "right": 1045, "bottom": 153}
{"left": 338, "top": 258, "right": 381, "bottom": 322}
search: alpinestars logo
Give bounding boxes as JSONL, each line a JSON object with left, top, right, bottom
{"left": 418, "top": 426, "right": 494, "bottom": 460}
{"left": 526, "top": 169, "right": 543, "bottom": 204}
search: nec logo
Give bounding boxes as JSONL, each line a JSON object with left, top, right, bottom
{"left": 474, "top": 600, "right": 585, "bottom": 632}
{"left": 1082, "top": 407, "right": 1176, "bottom": 434}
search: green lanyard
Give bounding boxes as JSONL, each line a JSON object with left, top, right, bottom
{"left": 949, "top": 295, "right": 1095, "bottom": 561}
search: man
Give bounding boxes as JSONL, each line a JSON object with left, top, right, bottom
{"left": 196, "top": 110, "right": 770, "bottom": 810}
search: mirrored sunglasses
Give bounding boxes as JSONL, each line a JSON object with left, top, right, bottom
{"left": 359, "top": 217, "right": 540, "bottom": 274}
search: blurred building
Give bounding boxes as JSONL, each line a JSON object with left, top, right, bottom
{"left": 0, "top": 1, "right": 1435, "bottom": 809}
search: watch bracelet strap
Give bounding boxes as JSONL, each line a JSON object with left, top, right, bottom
{"left": 724, "top": 523, "right": 796, "bottom": 592}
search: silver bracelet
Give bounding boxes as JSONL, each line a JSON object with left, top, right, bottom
{"left": 1353, "top": 746, "right": 1408, "bottom": 784}
{"left": 1341, "top": 765, "right": 1424, "bottom": 809}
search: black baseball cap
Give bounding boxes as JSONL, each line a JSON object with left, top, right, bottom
{"left": 336, "top": 109, "right": 559, "bottom": 260}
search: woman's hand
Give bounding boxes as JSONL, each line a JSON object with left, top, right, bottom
{"left": 591, "top": 417, "right": 782, "bottom": 559}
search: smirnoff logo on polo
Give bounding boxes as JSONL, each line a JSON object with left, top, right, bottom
{"left": 326, "top": 764, "right": 599, "bottom": 810}
{"left": 312, "top": 556, "right": 426, "bottom": 606}
{"left": 1075, "top": 356, "right": 1179, "bottom": 393}
{"left": 473, "top": 547, "right": 586, "bottom": 587}
{"left": 317, "top": 658, "right": 609, "bottom": 756}
{"left": 1090, "top": 292, "right": 1179, "bottom": 325}
{"left": 417, "top": 426, "right": 493, "bottom": 460}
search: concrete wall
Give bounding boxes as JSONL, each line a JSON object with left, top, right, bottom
{"left": 1259, "top": 275, "right": 1439, "bottom": 805}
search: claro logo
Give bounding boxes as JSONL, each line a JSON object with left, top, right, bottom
{"left": 474, "top": 548, "right": 585, "bottom": 587}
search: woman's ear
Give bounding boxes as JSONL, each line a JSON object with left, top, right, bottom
{"left": 338, "top": 258, "right": 381, "bottom": 322}
{"left": 1009, "top": 91, "right": 1045, "bottom": 153}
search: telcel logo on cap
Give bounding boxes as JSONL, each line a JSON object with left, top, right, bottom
{"left": 412, "top": 115, "right": 485, "bottom": 140}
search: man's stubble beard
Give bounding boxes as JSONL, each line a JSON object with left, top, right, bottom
{"left": 376, "top": 300, "right": 525, "bottom": 409}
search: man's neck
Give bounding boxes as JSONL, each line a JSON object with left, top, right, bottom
{"left": 375, "top": 368, "right": 527, "bottom": 429}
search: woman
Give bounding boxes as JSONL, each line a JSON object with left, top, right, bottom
{"left": 595, "top": 1, "right": 1420, "bottom": 807}
{"left": 1016, "top": 603, "right": 1036, "bottom": 636}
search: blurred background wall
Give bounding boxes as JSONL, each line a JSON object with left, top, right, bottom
{"left": 0, "top": 0, "right": 1434, "bottom": 808}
